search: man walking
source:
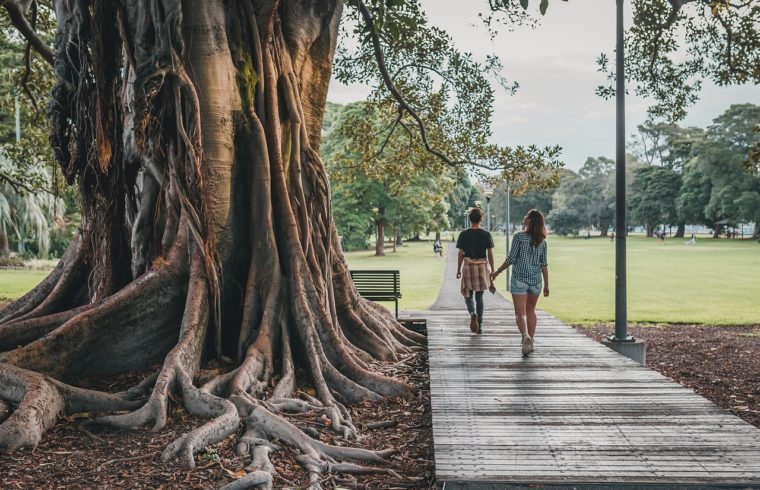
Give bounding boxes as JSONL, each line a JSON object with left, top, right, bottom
{"left": 456, "top": 208, "right": 496, "bottom": 334}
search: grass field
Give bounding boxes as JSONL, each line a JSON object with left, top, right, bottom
{"left": 3, "top": 235, "right": 758, "bottom": 324}
{"left": 343, "top": 241, "right": 446, "bottom": 312}
{"left": 491, "top": 234, "right": 760, "bottom": 325}
{"left": 0, "top": 269, "right": 52, "bottom": 302}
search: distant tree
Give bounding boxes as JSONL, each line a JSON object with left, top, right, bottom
{"left": 630, "top": 120, "right": 705, "bottom": 236}
{"left": 629, "top": 166, "right": 682, "bottom": 236}
{"left": 679, "top": 104, "right": 760, "bottom": 237}
{"left": 491, "top": 181, "right": 556, "bottom": 233}
{"left": 547, "top": 173, "right": 587, "bottom": 236}
{"left": 446, "top": 171, "right": 483, "bottom": 230}
{"left": 323, "top": 102, "right": 456, "bottom": 255}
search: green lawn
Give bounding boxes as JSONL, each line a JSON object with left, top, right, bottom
{"left": 0, "top": 269, "right": 51, "bottom": 302}
{"left": 492, "top": 234, "right": 760, "bottom": 325}
{"left": 343, "top": 241, "right": 446, "bottom": 312}
{"left": 3, "top": 235, "right": 759, "bottom": 325}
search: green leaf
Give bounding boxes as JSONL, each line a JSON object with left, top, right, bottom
{"left": 386, "top": 0, "right": 405, "bottom": 7}
{"left": 539, "top": 0, "right": 548, "bottom": 15}
{"left": 520, "top": 0, "right": 529, "bottom": 9}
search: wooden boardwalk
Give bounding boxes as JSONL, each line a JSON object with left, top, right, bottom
{"left": 420, "top": 246, "right": 760, "bottom": 488}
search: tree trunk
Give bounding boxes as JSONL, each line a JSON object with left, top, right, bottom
{"left": 646, "top": 224, "right": 654, "bottom": 238}
{"left": 375, "top": 217, "right": 385, "bottom": 256}
{"left": 0, "top": 228, "right": 9, "bottom": 257}
{"left": 0, "top": 1, "right": 421, "bottom": 483}
{"left": 434, "top": 231, "right": 441, "bottom": 242}
{"left": 675, "top": 223, "right": 685, "bottom": 238}
{"left": 713, "top": 224, "right": 723, "bottom": 238}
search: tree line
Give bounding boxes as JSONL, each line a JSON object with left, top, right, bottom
{"left": 327, "top": 102, "right": 760, "bottom": 248}
{"left": 488, "top": 103, "right": 760, "bottom": 239}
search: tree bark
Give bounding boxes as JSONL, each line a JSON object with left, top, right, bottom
{"left": 0, "top": 0, "right": 419, "bottom": 484}
{"left": 646, "top": 224, "right": 654, "bottom": 238}
{"left": 675, "top": 222, "right": 685, "bottom": 238}
{"left": 375, "top": 214, "right": 386, "bottom": 256}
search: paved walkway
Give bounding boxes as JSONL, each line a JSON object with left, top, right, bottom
{"left": 422, "top": 245, "right": 760, "bottom": 488}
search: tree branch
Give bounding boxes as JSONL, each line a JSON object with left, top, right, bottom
{"left": 2, "top": 0, "right": 54, "bottom": 66}
{"left": 353, "top": 0, "right": 462, "bottom": 168}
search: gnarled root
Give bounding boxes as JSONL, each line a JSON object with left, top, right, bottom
{"left": 0, "top": 364, "right": 140, "bottom": 450}
{"left": 232, "top": 400, "right": 396, "bottom": 489}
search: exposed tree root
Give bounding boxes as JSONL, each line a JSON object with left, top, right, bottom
{"left": 0, "top": 364, "right": 140, "bottom": 451}
{"left": 0, "top": 0, "right": 421, "bottom": 487}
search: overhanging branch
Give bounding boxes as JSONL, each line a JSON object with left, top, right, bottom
{"left": 2, "top": 0, "right": 54, "bottom": 66}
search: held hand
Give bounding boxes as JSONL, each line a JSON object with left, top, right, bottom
{"left": 490, "top": 271, "right": 499, "bottom": 281}
{"left": 456, "top": 271, "right": 462, "bottom": 279}
{"left": 543, "top": 286, "right": 550, "bottom": 297}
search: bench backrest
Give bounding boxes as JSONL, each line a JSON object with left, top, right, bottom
{"left": 349, "top": 270, "right": 401, "bottom": 299}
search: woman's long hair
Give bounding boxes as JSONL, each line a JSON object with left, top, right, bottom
{"left": 526, "top": 209, "right": 547, "bottom": 246}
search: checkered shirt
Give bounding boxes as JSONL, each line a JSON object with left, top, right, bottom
{"left": 507, "top": 232, "right": 548, "bottom": 285}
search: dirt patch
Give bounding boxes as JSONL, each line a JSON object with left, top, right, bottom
{"left": 0, "top": 351, "right": 435, "bottom": 489}
{"left": 578, "top": 323, "right": 760, "bottom": 429}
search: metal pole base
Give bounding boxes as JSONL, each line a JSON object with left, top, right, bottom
{"left": 606, "top": 333, "right": 635, "bottom": 342}
{"left": 603, "top": 337, "right": 647, "bottom": 365}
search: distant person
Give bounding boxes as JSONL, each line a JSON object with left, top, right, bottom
{"left": 456, "top": 208, "right": 496, "bottom": 334}
{"left": 610, "top": 231, "right": 615, "bottom": 242}
{"left": 686, "top": 233, "right": 697, "bottom": 246}
{"left": 492, "top": 209, "right": 550, "bottom": 357}
{"left": 433, "top": 238, "right": 443, "bottom": 257}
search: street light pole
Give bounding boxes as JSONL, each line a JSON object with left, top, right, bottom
{"left": 485, "top": 190, "right": 493, "bottom": 232}
{"left": 505, "top": 184, "right": 511, "bottom": 292}
{"left": 611, "top": 0, "right": 632, "bottom": 342}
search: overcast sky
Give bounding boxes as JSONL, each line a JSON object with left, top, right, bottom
{"left": 326, "top": 0, "right": 759, "bottom": 171}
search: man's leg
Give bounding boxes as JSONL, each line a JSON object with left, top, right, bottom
{"left": 475, "top": 291, "right": 484, "bottom": 333}
{"left": 464, "top": 291, "right": 475, "bottom": 314}
{"left": 465, "top": 291, "right": 479, "bottom": 332}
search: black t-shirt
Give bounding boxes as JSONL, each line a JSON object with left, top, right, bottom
{"left": 456, "top": 228, "right": 494, "bottom": 259}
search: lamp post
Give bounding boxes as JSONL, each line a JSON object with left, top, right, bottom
{"left": 609, "top": 0, "right": 632, "bottom": 343}
{"left": 485, "top": 190, "right": 493, "bottom": 231}
{"left": 505, "top": 184, "right": 511, "bottom": 292}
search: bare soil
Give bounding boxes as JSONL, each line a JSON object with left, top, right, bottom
{"left": 0, "top": 351, "right": 435, "bottom": 489}
{"left": 578, "top": 323, "right": 760, "bottom": 429}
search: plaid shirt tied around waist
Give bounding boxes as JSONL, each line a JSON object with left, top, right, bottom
{"left": 460, "top": 258, "right": 496, "bottom": 297}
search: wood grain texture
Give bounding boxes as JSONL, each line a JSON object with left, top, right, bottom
{"left": 419, "top": 246, "right": 760, "bottom": 487}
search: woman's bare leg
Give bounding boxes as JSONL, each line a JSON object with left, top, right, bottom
{"left": 511, "top": 294, "right": 528, "bottom": 336}
{"left": 526, "top": 293, "right": 540, "bottom": 338}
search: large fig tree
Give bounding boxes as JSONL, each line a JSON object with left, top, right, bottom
{"left": 0, "top": 0, "right": 558, "bottom": 486}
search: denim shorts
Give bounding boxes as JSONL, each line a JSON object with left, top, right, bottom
{"left": 511, "top": 276, "right": 542, "bottom": 296}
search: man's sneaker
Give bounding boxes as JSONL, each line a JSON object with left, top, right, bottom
{"left": 521, "top": 335, "right": 532, "bottom": 356}
{"left": 477, "top": 323, "right": 483, "bottom": 334}
{"left": 470, "top": 313, "right": 479, "bottom": 333}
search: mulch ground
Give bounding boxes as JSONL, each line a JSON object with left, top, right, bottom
{"left": 0, "top": 350, "right": 435, "bottom": 490}
{"left": 578, "top": 323, "right": 760, "bottom": 429}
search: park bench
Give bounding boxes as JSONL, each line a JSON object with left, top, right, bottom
{"left": 349, "top": 269, "right": 401, "bottom": 318}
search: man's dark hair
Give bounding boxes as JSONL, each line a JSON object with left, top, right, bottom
{"left": 469, "top": 207, "right": 483, "bottom": 224}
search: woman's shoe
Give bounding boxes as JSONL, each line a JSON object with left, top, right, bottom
{"left": 529, "top": 337, "right": 535, "bottom": 352}
{"left": 521, "top": 335, "right": 532, "bottom": 356}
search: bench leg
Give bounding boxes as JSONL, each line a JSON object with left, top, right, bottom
{"left": 395, "top": 299, "right": 398, "bottom": 319}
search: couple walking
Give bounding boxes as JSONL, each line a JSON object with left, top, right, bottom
{"left": 456, "top": 207, "right": 549, "bottom": 357}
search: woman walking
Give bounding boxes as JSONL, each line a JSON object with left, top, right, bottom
{"left": 492, "top": 209, "right": 550, "bottom": 357}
